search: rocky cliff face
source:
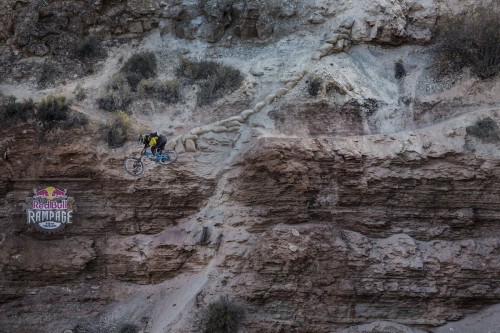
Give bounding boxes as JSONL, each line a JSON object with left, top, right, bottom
{"left": 3, "top": 113, "right": 499, "bottom": 333}
{"left": 1, "top": 0, "right": 497, "bottom": 57}
{"left": 217, "top": 132, "right": 500, "bottom": 332}
{"left": 0, "top": 0, "right": 500, "bottom": 332}
{"left": 0, "top": 123, "right": 221, "bottom": 332}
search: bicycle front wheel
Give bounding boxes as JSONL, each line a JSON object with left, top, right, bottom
{"left": 124, "top": 157, "right": 144, "bottom": 176}
{"left": 158, "top": 150, "right": 178, "bottom": 165}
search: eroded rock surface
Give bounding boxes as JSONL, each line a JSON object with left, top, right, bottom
{"left": 0, "top": 0, "right": 499, "bottom": 332}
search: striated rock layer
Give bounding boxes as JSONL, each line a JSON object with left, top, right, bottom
{"left": 0, "top": 0, "right": 499, "bottom": 330}
{"left": 207, "top": 117, "right": 500, "bottom": 332}
{"left": 1, "top": 114, "right": 500, "bottom": 332}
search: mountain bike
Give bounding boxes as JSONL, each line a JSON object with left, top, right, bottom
{"left": 124, "top": 149, "right": 178, "bottom": 176}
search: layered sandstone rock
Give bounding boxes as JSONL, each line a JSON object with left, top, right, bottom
{"left": 0, "top": 0, "right": 499, "bottom": 332}
{"left": 1, "top": 112, "right": 499, "bottom": 333}
{"left": 201, "top": 117, "right": 500, "bottom": 332}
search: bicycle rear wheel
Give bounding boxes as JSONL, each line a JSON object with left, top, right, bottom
{"left": 158, "top": 150, "right": 178, "bottom": 165}
{"left": 124, "top": 157, "right": 144, "bottom": 176}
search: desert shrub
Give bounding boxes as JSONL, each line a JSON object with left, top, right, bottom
{"left": 105, "top": 111, "right": 135, "bottom": 148}
{"left": 466, "top": 117, "right": 500, "bottom": 142}
{"left": 67, "top": 111, "right": 89, "bottom": 128}
{"left": 199, "top": 226, "right": 211, "bottom": 245}
{"left": 74, "top": 84, "right": 87, "bottom": 101}
{"left": 37, "top": 94, "right": 70, "bottom": 122}
{"left": 38, "top": 62, "right": 60, "bottom": 88}
{"left": 97, "top": 74, "right": 133, "bottom": 112}
{"left": 75, "top": 36, "right": 106, "bottom": 62}
{"left": 177, "top": 57, "right": 221, "bottom": 82}
{"left": 0, "top": 96, "right": 35, "bottom": 126}
{"left": 394, "top": 60, "right": 406, "bottom": 79}
{"left": 177, "top": 57, "right": 243, "bottom": 106}
{"left": 176, "top": 56, "right": 198, "bottom": 80}
{"left": 118, "top": 323, "right": 138, "bottom": 333}
{"left": 120, "top": 51, "right": 157, "bottom": 90}
{"left": 97, "top": 92, "right": 132, "bottom": 112}
{"left": 137, "top": 79, "right": 181, "bottom": 104}
{"left": 196, "top": 76, "right": 219, "bottom": 106}
{"left": 307, "top": 74, "right": 323, "bottom": 96}
{"left": 196, "top": 66, "right": 243, "bottom": 106}
{"left": 434, "top": 8, "right": 500, "bottom": 79}
{"left": 202, "top": 296, "right": 245, "bottom": 333}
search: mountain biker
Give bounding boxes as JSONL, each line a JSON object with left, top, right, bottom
{"left": 139, "top": 131, "right": 167, "bottom": 158}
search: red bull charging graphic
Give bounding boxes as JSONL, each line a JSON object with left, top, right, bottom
{"left": 25, "top": 186, "right": 75, "bottom": 233}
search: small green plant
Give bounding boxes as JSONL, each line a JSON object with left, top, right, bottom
{"left": 37, "top": 94, "right": 70, "bottom": 122}
{"left": 202, "top": 296, "right": 245, "bottom": 333}
{"left": 434, "top": 8, "right": 500, "bottom": 79}
{"left": 120, "top": 51, "right": 157, "bottom": 90}
{"left": 118, "top": 323, "right": 138, "bottom": 333}
{"left": 105, "top": 111, "right": 135, "bottom": 148}
{"left": 177, "top": 57, "right": 243, "bottom": 106}
{"left": 137, "top": 79, "right": 181, "bottom": 104}
{"left": 466, "top": 117, "right": 500, "bottom": 142}
{"left": 0, "top": 96, "right": 35, "bottom": 126}
{"left": 394, "top": 60, "right": 406, "bottom": 79}
{"left": 307, "top": 74, "right": 323, "bottom": 96}
{"left": 75, "top": 36, "right": 106, "bottom": 62}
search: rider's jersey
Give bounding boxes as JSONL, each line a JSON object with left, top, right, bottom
{"left": 142, "top": 133, "right": 166, "bottom": 151}
{"left": 148, "top": 136, "right": 158, "bottom": 147}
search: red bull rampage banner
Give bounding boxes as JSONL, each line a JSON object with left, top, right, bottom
{"left": 25, "top": 186, "right": 75, "bottom": 233}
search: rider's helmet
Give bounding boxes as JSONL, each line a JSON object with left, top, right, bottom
{"left": 139, "top": 134, "right": 149, "bottom": 144}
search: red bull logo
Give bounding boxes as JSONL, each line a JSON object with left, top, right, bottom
{"left": 33, "top": 186, "right": 67, "bottom": 200}
{"left": 26, "top": 186, "right": 74, "bottom": 233}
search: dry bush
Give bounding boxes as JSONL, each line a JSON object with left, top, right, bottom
{"left": 307, "top": 74, "right": 323, "bottom": 96}
{"left": 177, "top": 57, "right": 243, "bottom": 106}
{"left": 36, "top": 94, "right": 89, "bottom": 129}
{"left": 37, "top": 94, "right": 70, "bottom": 122}
{"left": 97, "top": 74, "right": 133, "bottom": 112}
{"left": 0, "top": 96, "right": 35, "bottom": 126}
{"left": 75, "top": 36, "right": 106, "bottom": 62}
{"left": 66, "top": 111, "right": 89, "bottom": 129}
{"left": 120, "top": 51, "right": 157, "bottom": 90}
{"left": 74, "top": 84, "right": 87, "bottom": 101}
{"left": 104, "top": 111, "right": 136, "bottom": 148}
{"left": 466, "top": 117, "right": 500, "bottom": 142}
{"left": 394, "top": 60, "right": 406, "bottom": 79}
{"left": 137, "top": 79, "right": 181, "bottom": 104}
{"left": 434, "top": 8, "right": 500, "bottom": 79}
{"left": 176, "top": 56, "right": 199, "bottom": 81}
{"left": 118, "top": 323, "right": 138, "bottom": 333}
{"left": 202, "top": 296, "right": 245, "bottom": 333}
{"left": 38, "top": 62, "right": 60, "bottom": 88}
{"left": 199, "top": 226, "right": 211, "bottom": 245}
{"left": 177, "top": 57, "right": 221, "bottom": 82}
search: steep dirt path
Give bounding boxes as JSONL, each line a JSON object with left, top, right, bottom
{"left": 148, "top": 261, "right": 216, "bottom": 333}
